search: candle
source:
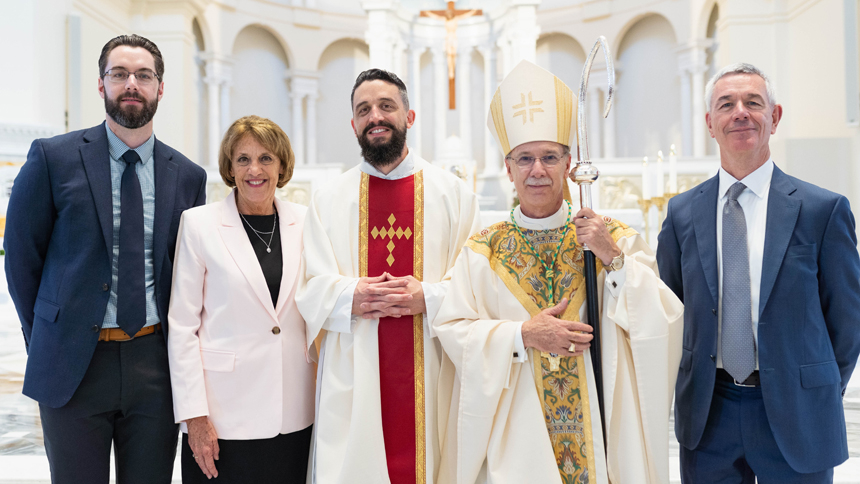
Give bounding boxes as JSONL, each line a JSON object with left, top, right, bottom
{"left": 669, "top": 144, "right": 678, "bottom": 193}
{"left": 656, "top": 150, "right": 665, "bottom": 197}
{"left": 641, "top": 156, "right": 650, "bottom": 200}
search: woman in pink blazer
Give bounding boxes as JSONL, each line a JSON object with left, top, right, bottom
{"left": 167, "top": 116, "right": 315, "bottom": 483}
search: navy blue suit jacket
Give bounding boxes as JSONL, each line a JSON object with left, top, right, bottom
{"left": 656, "top": 165, "right": 860, "bottom": 473}
{"left": 4, "top": 123, "right": 207, "bottom": 408}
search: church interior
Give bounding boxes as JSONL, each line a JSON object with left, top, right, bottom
{"left": 0, "top": 0, "right": 858, "bottom": 481}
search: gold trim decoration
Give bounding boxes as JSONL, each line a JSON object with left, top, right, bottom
{"left": 464, "top": 215, "right": 637, "bottom": 482}
{"left": 580, "top": 356, "right": 598, "bottom": 482}
{"left": 555, "top": 77, "right": 573, "bottom": 147}
{"left": 490, "top": 89, "right": 511, "bottom": 155}
{"left": 359, "top": 172, "right": 369, "bottom": 278}
{"left": 413, "top": 170, "right": 426, "bottom": 484}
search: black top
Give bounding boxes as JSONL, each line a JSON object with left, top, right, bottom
{"left": 240, "top": 212, "right": 282, "bottom": 308}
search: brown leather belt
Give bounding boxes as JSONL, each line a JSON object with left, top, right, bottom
{"left": 98, "top": 323, "right": 161, "bottom": 342}
{"left": 717, "top": 368, "right": 760, "bottom": 387}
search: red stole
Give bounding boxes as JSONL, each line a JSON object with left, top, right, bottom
{"left": 360, "top": 171, "right": 425, "bottom": 484}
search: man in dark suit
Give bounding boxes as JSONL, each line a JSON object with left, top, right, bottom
{"left": 4, "top": 34, "right": 207, "bottom": 483}
{"left": 657, "top": 63, "right": 860, "bottom": 483}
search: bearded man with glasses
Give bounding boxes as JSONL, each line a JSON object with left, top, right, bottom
{"left": 4, "top": 34, "right": 206, "bottom": 483}
{"left": 433, "top": 61, "right": 683, "bottom": 484}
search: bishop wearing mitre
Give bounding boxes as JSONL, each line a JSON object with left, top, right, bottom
{"left": 433, "top": 60, "right": 684, "bottom": 484}
{"left": 296, "top": 69, "right": 482, "bottom": 484}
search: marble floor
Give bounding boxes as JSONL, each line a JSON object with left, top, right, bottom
{"left": 1, "top": 292, "right": 859, "bottom": 482}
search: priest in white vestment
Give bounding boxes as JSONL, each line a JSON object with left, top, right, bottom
{"left": 296, "top": 69, "right": 482, "bottom": 484}
{"left": 433, "top": 61, "right": 684, "bottom": 484}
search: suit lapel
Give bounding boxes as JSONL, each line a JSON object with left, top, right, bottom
{"left": 219, "top": 191, "right": 279, "bottom": 321}
{"left": 693, "top": 174, "right": 720, "bottom": 306}
{"left": 153, "top": 139, "right": 178, "bottom": 281}
{"left": 759, "top": 166, "right": 800, "bottom": 316}
{"left": 80, "top": 123, "right": 113, "bottom": 254}
{"left": 273, "top": 198, "right": 299, "bottom": 317}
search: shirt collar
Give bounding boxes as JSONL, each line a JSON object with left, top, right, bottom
{"left": 718, "top": 159, "right": 773, "bottom": 200}
{"left": 105, "top": 124, "right": 155, "bottom": 165}
{"left": 513, "top": 200, "right": 570, "bottom": 231}
{"left": 359, "top": 151, "right": 414, "bottom": 180}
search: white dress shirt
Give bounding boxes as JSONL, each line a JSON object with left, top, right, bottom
{"left": 716, "top": 159, "right": 773, "bottom": 370}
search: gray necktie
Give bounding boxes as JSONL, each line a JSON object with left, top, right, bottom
{"left": 721, "top": 182, "right": 756, "bottom": 383}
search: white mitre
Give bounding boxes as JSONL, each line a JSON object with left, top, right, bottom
{"left": 487, "top": 60, "right": 578, "bottom": 156}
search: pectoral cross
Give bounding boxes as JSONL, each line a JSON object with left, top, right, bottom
{"left": 420, "top": 1, "right": 482, "bottom": 109}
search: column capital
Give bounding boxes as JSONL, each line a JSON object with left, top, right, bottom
{"left": 430, "top": 46, "right": 446, "bottom": 63}
{"left": 675, "top": 39, "right": 714, "bottom": 74}
{"left": 201, "top": 52, "right": 233, "bottom": 85}
{"left": 287, "top": 70, "right": 320, "bottom": 97}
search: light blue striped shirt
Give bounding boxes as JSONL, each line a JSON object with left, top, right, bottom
{"left": 102, "top": 125, "right": 159, "bottom": 329}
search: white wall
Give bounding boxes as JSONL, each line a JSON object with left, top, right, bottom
{"left": 616, "top": 14, "right": 681, "bottom": 159}
{"left": 317, "top": 38, "right": 369, "bottom": 169}
{"left": 230, "top": 26, "right": 292, "bottom": 139}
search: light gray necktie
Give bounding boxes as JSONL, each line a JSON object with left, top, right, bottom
{"left": 721, "top": 182, "right": 756, "bottom": 383}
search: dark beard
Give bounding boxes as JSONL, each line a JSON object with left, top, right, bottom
{"left": 357, "top": 121, "right": 407, "bottom": 168}
{"left": 105, "top": 92, "right": 158, "bottom": 129}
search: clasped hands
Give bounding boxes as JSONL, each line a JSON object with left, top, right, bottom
{"left": 352, "top": 272, "right": 426, "bottom": 319}
{"left": 521, "top": 298, "right": 594, "bottom": 357}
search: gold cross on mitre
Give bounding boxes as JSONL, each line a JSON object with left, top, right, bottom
{"left": 420, "top": 1, "right": 483, "bottom": 110}
{"left": 512, "top": 91, "right": 544, "bottom": 124}
{"left": 371, "top": 213, "right": 413, "bottom": 266}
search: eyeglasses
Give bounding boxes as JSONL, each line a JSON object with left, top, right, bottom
{"left": 506, "top": 153, "right": 567, "bottom": 168}
{"left": 102, "top": 68, "right": 160, "bottom": 86}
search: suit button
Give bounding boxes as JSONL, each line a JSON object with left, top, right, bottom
{"left": 92, "top": 325, "right": 100, "bottom": 332}
{"left": 272, "top": 327, "right": 281, "bottom": 335}
{"left": 102, "top": 283, "right": 109, "bottom": 291}
{"left": 712, "top": 309, "right": 717, "bottom": 315}
{"left": 710, "top": 355, "right": 716, "bottom": 362}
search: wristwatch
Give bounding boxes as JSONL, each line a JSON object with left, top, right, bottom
{"left": 605, "top": 251, "right": 625, "bottom": 272}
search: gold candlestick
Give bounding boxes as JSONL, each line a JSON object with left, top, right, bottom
{"left": 638, "top": 198, "right": 653, "bottom": 242}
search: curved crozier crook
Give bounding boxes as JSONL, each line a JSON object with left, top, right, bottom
{"left": 577, "top": 35, "right": 616, "bottom": 163}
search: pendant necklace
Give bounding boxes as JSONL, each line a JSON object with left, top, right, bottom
{"left": 509, "top": 200, "right": 572, "bottom": 370}
{"left": 240, "top": 209, "right": 278, "bottom": 253}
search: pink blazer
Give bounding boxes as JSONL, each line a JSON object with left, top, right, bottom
{"left": 167, "top": 190, "right": 315, "bottom": 440}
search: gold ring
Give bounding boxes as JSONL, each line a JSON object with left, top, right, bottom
{"left": 568, "top": 342, "right": 576, "bottom": 353}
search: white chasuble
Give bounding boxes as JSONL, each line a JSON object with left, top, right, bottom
{"left": 433, "top": 205, "right": 683, "bottom": 484}
{"left": 297, "top": 154, "right": 482, "bottom": 484}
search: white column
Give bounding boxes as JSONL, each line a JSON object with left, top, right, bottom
{"left": 291, "top": 91, "right": 305, "bottom": 165}
{"left": 306, "top": 92, "right": 318, "bottom": 165}
{"left": 679, "top": 67, "right": 693, "bottom": 157}
{"left": 587, "top": 86, "right": 602, "bottom": 159}
{"left": 409, "top": 46, "right": 424, "bottom": 158}
{"left": 677, "top": 40, "right": 711, "bottom": 158}
{"left": 691, "top": 66, "right": 707, "bottom": 157}
{"left": 205, "top": 79, "right": 220, "bottom": 166}
{"left": 220, "top": 81, "right": 231, "bottom": 137}
{"left": 362, "top": 1, "right": 399, "bottom": 70}
{"left": 202, "top": 54, "right": 233, "bottom": 165}
{"left": 508, "top": 0, "right": 540, "bottom": 66}
{"left": 432, "top": 47, "right": 447, "bottom": 161}
{"left": 457, "top": 46, "right": 472, "bottom": 159}
{"left": 479, "top": 45, "right": 499, "bottom": 173}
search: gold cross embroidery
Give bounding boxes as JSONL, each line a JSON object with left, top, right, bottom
{"left": 371, "top": 213, "right": 413, "bottom": 266}
{"left": 512, "top": 92, "right": 544, "bottom": 124}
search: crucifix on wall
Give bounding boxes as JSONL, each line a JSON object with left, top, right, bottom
{"left": 420, "top": 1, "right": 482, "bottom": 109}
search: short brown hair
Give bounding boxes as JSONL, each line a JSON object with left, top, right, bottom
{"left": 99, "top": 34, "right": 165, "bottom": 79}
{"left": 219, "top": 116, "right": 295, "bottom": 188}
